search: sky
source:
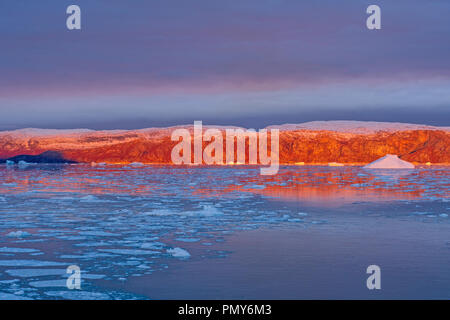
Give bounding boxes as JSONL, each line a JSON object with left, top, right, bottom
{"left": 0, "top": 0, "right": 449, "bottom": 130}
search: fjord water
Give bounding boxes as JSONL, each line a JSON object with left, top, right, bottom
{"left": 0, "top": 164, "right": 448, "bottom": 299}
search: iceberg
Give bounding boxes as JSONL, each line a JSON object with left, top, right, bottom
{"left": 7, "top": 231, "right": 31, "bottom": 238}
{"left": 167, "top": 247, "right": 191, "bottom": 258}
{"left": 18, "top": 160, "right": 30, "bottom": 168}
{"left": 328, "top": 162, "right": 344, "bottom": 167}
{"left": 363, "top": 154, "right": 414, "bottom": 169}
{"left": 129, "top": 162, "right": 144, "bottom": 167}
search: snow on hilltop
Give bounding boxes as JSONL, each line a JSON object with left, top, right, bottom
{"left": 268, "top": 121, "right": 449, "bottom": 134}
{"left": 0, "top": 128, "right": 96, "bottom": 137}
{"left": 0, "top": 121, "right": 448, "bottom": 164}
{"left": 363, "top": 154, "right": 415, "bottom": 169}
{"left": 0, "top": 121, "right": 448, "bottom": 137}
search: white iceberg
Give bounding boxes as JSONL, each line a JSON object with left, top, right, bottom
{"left": 129, "top": 162, "right": 144, "bottom": 167}
{"left": 7, "top": 230, "right": 31, "bottom": 238}
{"left": 363, "top": 154, "right": 414, "bottom": 169}
{"left": 328, "top": 162, "right": 344, "bottom": 167}
{"left": 18, "top": 160, "right": 30, "bottom": 168}
{"left": 167, "top": 247, "right": 191, "bottom": 258}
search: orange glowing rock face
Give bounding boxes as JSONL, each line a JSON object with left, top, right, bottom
{"left": 0, "top": 125, "right": 449, "bottom": 164}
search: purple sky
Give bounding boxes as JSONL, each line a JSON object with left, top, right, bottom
{"left": 0, "top": 0, "right": 449, "bottom": 130}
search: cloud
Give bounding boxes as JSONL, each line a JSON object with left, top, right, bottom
{"left": 0, "top": 0, "right": 449, "bottom": 128}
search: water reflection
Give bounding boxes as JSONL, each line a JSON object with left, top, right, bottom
{"left": 0, "top": 164, "right": 448, "bottom": 204}
{"left": 0, "top": 164, "right": 448, "bottom": 299}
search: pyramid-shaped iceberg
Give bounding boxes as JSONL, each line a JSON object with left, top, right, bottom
{"left": 363, "top": 154, "right": 414, "bottom": 169}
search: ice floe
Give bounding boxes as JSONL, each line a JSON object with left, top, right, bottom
{"left": 44, "top": 291, "right": 110, "bottom": 300}
{"left": 5, "top": 269, "right": 66, "bottom": 277}
{"left": 98, "top": 249, "right": 159, "bottom": 255}
{"left": 6, "top": 231, "right": 31, "bottom": 238}
{"left": 0, "top": 260, "right": 66, "bottom": 267}
{"left": 167, "top": 248, "right": 191, "bottom": 258}
{"left": 0, "top": 291, "right": 33, "bottom": 300}
{"left": 0, "top": 247, "right": 39, "bottom": 253}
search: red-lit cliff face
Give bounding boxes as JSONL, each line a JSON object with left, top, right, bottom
{"left": 278, "top": 129, "right": 450, "bottom": 164}
{"left": 0, "top": 122, "right": 449, "bottom": 164}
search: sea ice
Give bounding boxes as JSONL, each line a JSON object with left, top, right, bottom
{"left": 175, "top": 238, "right": 200, "bottom": 242}
{"left": 0, "top": 292, "right": 33, "bottom": 300}
{"left": 0, "top": 260, "right": 66, "bottom": 267}
{"left": 78, "top": 231, "right": 118, "bottom": 237}
{"left": 167, "top": 247, "right": 191, "bottom": 258}
{"left": 98, "top": 249, "right": 160, "bottom": 255}
{"left": 140, "top": 242, "right": 165, "bottom": 249}
{"left": 5, "top": 269, "right": 66, "bottom": 278}
{"left": 0, "top": 247, "right": 39, "bottom": 253}
{"left": 6, "top": 231, "right": 31, "bottom": 238}
{"left": 129, "top": 162, "right": 144, "bottom": 167}
{"left": 44, "top": 291, "right": 110, "bottom": 300}
{"left": 29, "top": 280, "right": 67, "bottom": 288}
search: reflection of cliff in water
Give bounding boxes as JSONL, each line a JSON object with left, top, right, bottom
{"left": 226, "top": 167, "right": 426, "bottom": 206}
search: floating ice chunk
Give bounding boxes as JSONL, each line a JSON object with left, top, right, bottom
{"left": 328, "top": 162, "right": 344, "bottom": 167}
{"left": 60, "top": 252, "right": 115, "bottom": 259}
{"left": 363, "top": 154, "right": 414, "bottom": 169}
{"left": 29, "top": 280, "right": 67, "bottom": 288}
{"left": 82, "top": 274, "right": 106, "bottom": 279}
{"left": 242, "top": 184, "right": 266, "bottom": 190}
{"left": 412, "top": 212, "right": 428, "bottom": 215}
{"left": 140, "top": 242, "right": 165, "bottom": 249}
{"left": 98, "top": 249, "right": 159, "bottom": 255}
{"left": 6, "top": 269, "right": 66, "bottom": 277}
{"left": 6, "top": 231, "right": 31, "bottom": 238}
{"left": 45, "top": 291, "right": 110, "bottom": 300}
{"left": 0, "top": 279, "right": 19, "bottom": 284}
{"left": 145, "top": 205, "right": 223, "bottom": 217}
{"left": 3, "top": 183, "right": 17, "bottom": 187}
{"left": 439, "top": 213, "right": 448, "bottom": 218}
{"left": 0, "top": 247, "right": 39, "bottom": 253}
{"left": 0, "top": 292, "right": 33, "bottom": 300}
{"left": 80, "top": 195, "right": 101, "bottom": 202}
{"left": 18, "top": 160, "right": 36, "bottom": 168}
{"left": 143, "top": 209, "right": 173, "bottom": 216}
{"left": 129, "top": 162, "right": 144, "bottom": 167}
{"left": 191, "top": 205, "right": 223, "bottom": 217}
{"left": 0, "top": 260, "right": 66, "bottom": 267}
{"left": 6, "top": 160, "right": 14, "bottom": 166}
{"left": 74, "top": 241, "right": 112, "bottom": 247}
{"left": 174, "top": 238, "right": 200, "bottom": 243}
{"left": 167, "top": 247, "right": 191, "bottom": 258}
{"left": 297, "top": 212, "right": 308, "bottom": 216}
{"left": 78, "top": 231, "right": 118, "bottom": 237}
